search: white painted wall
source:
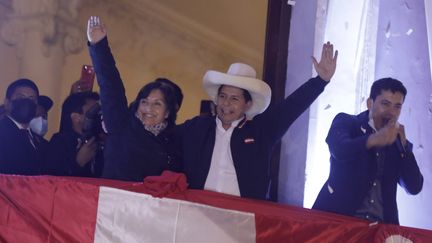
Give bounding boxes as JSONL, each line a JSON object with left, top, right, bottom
{"left": 374, "top": 0, "right": 432, "bottom": 230}
{"left": 304, "top": 0, "right": 380, "bottom": 209}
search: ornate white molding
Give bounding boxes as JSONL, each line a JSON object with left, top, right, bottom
{"left": 0, "top": 0, "right": 84, "bottom": 57}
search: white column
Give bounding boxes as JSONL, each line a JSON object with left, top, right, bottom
{"left": 303, "top": 0, "right": 380, "bottom": 208}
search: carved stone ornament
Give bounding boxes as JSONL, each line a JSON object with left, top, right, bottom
{"left": 0, "top": 0, "right": 84, "bottom": 57}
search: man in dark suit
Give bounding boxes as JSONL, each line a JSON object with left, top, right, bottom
{"left": 0, "top": 79, "right": 47, "bottom": 175}
{"left": 313, "top": 78, "right": 423, "bottom": 225}
{"left": 177, "top": 42, "right": 338, "bottom": 200}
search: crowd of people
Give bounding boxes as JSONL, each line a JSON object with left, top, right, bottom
{"left": 0, "top": 16, "right": 424, "bottom": 226}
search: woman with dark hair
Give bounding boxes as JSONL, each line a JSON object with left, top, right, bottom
{"left": 128, "top": 80, "right": 180, "bottom": 127}
{"left": 87, "top": 16, "right": 182, "bottom": 181}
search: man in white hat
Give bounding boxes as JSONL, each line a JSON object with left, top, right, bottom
{"left": 177, "top": 42, "right": 338, "bottom": 200}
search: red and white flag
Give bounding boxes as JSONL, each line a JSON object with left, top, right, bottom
{"left": 95, "top": 186, "right": 255, "bottom": 243}
{"left": 0, "top": 172, "right": 431, "bottom": 243}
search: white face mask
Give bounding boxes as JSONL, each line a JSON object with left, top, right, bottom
{"left": 29, "top": 116, "right": 48, "bottom": 137}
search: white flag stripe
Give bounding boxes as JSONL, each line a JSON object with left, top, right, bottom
{"left": 94, "top": 187, "right": 256, "bottom": 243}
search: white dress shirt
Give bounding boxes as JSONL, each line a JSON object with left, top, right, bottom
{"left": 204, "top": 117, "right": 243, "bottom": 196}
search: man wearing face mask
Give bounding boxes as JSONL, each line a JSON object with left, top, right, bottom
{"left": 0, "top": 79, "right": 47, "bottom": 175}
{"left": 29, "top": 95, "right": 53, "bottom": 137}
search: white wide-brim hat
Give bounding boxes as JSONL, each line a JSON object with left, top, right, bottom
{"left": 203, "top": 63, "right": 272, "bottom": 119}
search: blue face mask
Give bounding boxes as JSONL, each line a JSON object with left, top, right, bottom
{"left": 29, "top": 116, "right": 48, "bottom": 137}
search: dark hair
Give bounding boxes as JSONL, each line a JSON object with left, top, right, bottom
{"left": 217, "top": 85, "right": 252, "bottom": 102}
{"left": 130, "top": 79, "right": 180, "bottom": 125}
{"left": 155, "top": 78, "right": 183, "bottom": 111}
{"left": 6, "top": 78, "right": 39, "bottom": 99}
{"left": 59, "top": 92, "right": 100, "bottom": 132}
{"left": 369, "top": 78, "right": 407, "bottom": 101}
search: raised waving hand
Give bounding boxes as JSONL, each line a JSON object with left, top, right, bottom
{"left": 312, "top": 41, "right": 338, "bottom": 82}
{"left": 87, "top": 16, "right": 107, "bottom": 45}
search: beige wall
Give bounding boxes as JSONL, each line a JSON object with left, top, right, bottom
{"left": 0, "top": 0, "right": 267, "bottom": 138}
{"left": 0, "top": 2, "right": 19, "bottom": 102}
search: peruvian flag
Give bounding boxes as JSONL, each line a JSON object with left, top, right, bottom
{"left": 1, "top": 172, "right": 431, "bottom": 242}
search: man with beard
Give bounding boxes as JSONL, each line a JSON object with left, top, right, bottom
{"left": 313, "top": 78, "right": 424, "bottom": 225}
{"left": 0, "top": 79, "right": 47, "bottom": 175}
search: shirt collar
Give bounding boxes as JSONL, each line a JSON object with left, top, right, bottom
{"left": 368, "top": 112, "right": 377, "bottom": 132}
{"left": 7, "top": 115, "right": 28, "bottom": 130}
{"left": 215, "top": 116, "right": 244, "bottom": 131}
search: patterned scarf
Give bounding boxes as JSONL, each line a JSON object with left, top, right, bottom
{"left": 136, "top": 112, "right": 168, "bottom": 136}
{"left": 144, "top": 121, "right": 168, "bottom": 136}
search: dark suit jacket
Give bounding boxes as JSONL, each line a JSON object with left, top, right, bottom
{"left": 44, "top": 131, "right": 104, "bottom": 177}
{"left": 0, "top": 116, "right": 46, "bottom": 175}
{"left": 312, "top": 111, "right": 423, "bottom": 224}
{"left": 178, "top": 76, "right": 328, "bottom": 200}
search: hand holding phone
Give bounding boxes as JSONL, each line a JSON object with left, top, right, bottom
{"left": 71, "top": 65, "right": 95, "bottom": 94}
{"left": 80, "top": 65, "right": 95, "bottom": 90}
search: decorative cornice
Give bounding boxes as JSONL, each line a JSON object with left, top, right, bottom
{"left": 0, "top": 0, "right": 84, "bottom": 57}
